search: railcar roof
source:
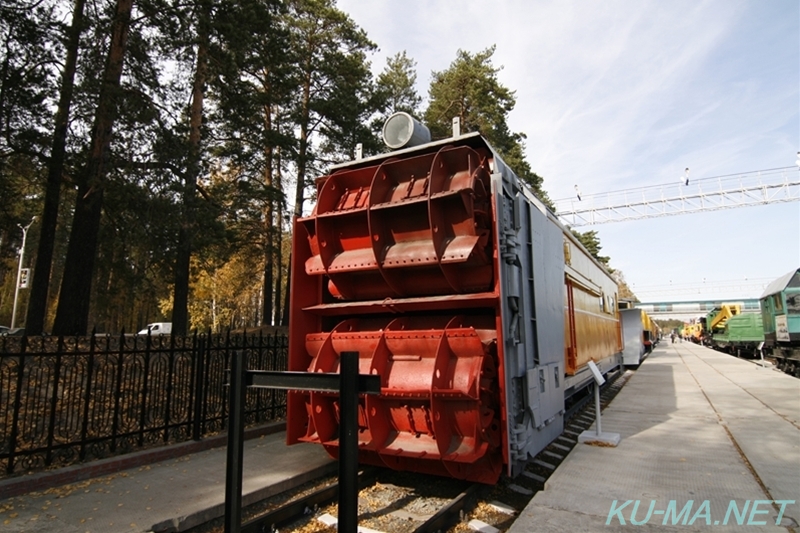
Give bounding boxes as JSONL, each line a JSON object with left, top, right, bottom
{"left": 328, "top": 132, "right": 487, "bottom": 172}
{"left": 760, "top": 268, "right": 800, "bottom": 298}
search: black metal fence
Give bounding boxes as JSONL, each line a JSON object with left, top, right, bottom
{"left": 0, "top": 330, "right": 288, "bottom": 476}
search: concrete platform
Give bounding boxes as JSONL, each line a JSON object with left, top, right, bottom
{"left": 509, "top": 341, "right": 800, "bottom": 532}
{"left": 0, "top": 431, "right": 335, "bottom": 532}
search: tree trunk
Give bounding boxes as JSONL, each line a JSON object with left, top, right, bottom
{"left": 294, "top": 71, "right": 311, "bottom": 218}
{"left": 285, "top": 70, "right": 312, "bottom": 328}
{"left": 52, "top": 0, "right": 133, "bottom": 336}
{"left": 261, "top": 102, "right": 274, "bottom": 325}
{"left": 262, "top": 229, "right": 274, "bottom": 325}
{"left": 171, "top": 2, "right": 209, "bottom": 336}
{"left": 282, "top": 70, "right": 312, "bottom": 329}
{"left": 26, "top": 0, "right": 85, "bottom": 335}
{"left": 274, "top": 144, "right": 283, "bottom": 326}
{"left": 281, "top": 259, "right": 290, "bottom": 327}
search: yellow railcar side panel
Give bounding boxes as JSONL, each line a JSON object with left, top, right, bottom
{"left": 569, "top": 288, "right": 620, "bottom": 371}
{"left": 562, "top": 234, "right": 622, "bottom": 375}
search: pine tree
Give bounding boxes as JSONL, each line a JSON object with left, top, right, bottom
{"left": 52, "top": 0, "right": 135, "bottom": 335}
{"left": 0, "top": 0, "right": 61, "bottom": 316}
{"left": 26, "top": 0, "right": 86, "bottom": 335}
{"left": 272, "top": 0, "right": 377, "bottom": 329}
{"left": 375, "top": 51, "right": 422, "bottom": 117}
{"left": 424, "top": 46, "right": 552, "bottom": 208}
{"left": 210, "top": 0, "right": 294, "bottom": 326}
{"left": 318, "top": 48, "right": 381, "bottom": 160}
{"left": 0, "top": 0, "right": 60, "bottom": 158}
{"left": 286, "top": 0, "right": 376, "bottom": 217}
{"left": 170, "top": 0, "right": 211, "bottom": 336}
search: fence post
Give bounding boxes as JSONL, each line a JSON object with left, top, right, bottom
{"left": 163, "top": 331, "right": 177, "bottom": 444}
{"left": 111, "top": 335, "right": 126, "bottom": 453}
{"left": 221, "top": 329, "right": 232, "bottom": 430}
{"left": 270, "top": 332, "right": 278, "bottom": 419}
{"left": 254, "top": 331, "right": 263, "bottom": 423}
{"left": 224, "top": 350, "right": 246, "bottom": 533}
{"left": 45, "top": 335, "right": 65, "bottom": 466}
{"left": 6, "top": 335, "right": 28, "bottom": 474}
{"left": 192, "top": 336, "right": 206, "bottom": 441}
{"left": 79, "top": 333, "right": 97, "bottom": 461}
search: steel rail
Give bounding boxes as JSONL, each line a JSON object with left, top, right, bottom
{"left": 412, "top": 483, "right": 484, "bottom": 533}
{"left": 239, "top": 469, "right": 379, "bottom": 533}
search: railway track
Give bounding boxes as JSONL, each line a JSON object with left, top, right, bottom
{"left": 186, "top": 370, "right": 631, "bottom": 533}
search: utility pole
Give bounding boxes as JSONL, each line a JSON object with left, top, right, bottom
{"left": 11, "top": 217, "right": 36, "bottom": 329}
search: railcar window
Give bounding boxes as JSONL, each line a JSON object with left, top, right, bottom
{"left": 786, "top": 292, "right": 800, "bottom": 314}
{"left": 773, "top": 294, "right": 783, "bottom": 312}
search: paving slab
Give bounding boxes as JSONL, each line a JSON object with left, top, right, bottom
{"left": 0, "top": 432, "right": 335, "bottom": 533}
{"left": 509, "top": 343, "right": 799, "bottom": 532}
{"left": 673, "top": 343, "right": 800, "bottom": 504}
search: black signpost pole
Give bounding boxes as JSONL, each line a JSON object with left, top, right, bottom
{"left": 222, "top": 352, "right": 380, "bottom": 533}
{"left": 338, "top": 351, "right": 358, "bottom": 533}
{"left": 224, "top": 351, "right": 245, "bottom": 533}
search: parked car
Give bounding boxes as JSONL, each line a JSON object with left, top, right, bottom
{"left": 0, "top": 326, "right": 25, "bottom": 336}
{"left": 137, "top": 322, "right": 172, "bottom": 335}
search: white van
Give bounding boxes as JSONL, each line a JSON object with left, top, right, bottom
{"left": 137, "top": 322, "right": 172, "bottom": 335}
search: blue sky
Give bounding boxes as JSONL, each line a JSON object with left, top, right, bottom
{"left": 335, "top": 0, "right": 799, "bottom": 303}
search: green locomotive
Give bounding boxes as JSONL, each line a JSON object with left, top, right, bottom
{"left": 710, "top": 312, "right": 764, "bottom": 358}
{"left": 702, "top": 268, "right": 799, "bottom": 377}
{"left": 760, "top": 268, "right": 800, "bottom": 377}
{"left": 703, "top": 303, "right": 764, "bottom": 359}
